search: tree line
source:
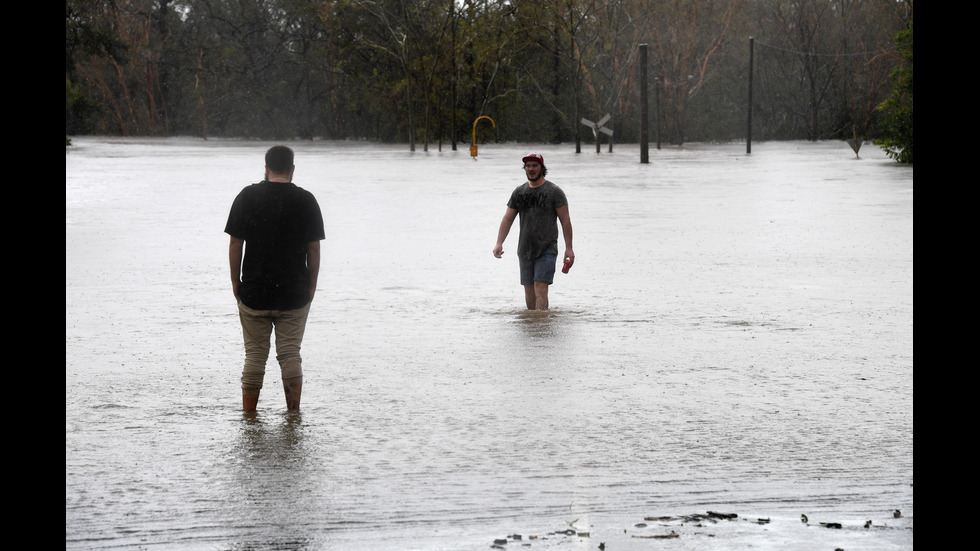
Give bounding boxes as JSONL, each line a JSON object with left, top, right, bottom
{"left": 66, "top": 0, "right": 913, "bottom": 153}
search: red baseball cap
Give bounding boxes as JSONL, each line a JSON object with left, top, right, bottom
{"left": 522, "top": 153, "right": 544, "bottom": 165}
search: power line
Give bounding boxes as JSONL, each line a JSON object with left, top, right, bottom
{"left": 754, "top": 39, "right": 892, "bottom": 58}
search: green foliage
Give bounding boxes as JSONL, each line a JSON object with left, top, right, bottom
{"left": 876, "top": 22, "right": 913, "bottom": 164}
{"left": 67, "top": 77, "right": 80, "bottom": 144}
{"left": 66, "top": 0, "right": 130, "bottom": 135}
{"left": 66, "top": 77, "right": 81, "bottom": 115}
{"left": 64, "top": 0, "right": 911, "bottom": 144}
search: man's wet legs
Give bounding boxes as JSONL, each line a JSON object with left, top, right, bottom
{"left": 274, "top": 303, "right": 310, "bottom": 411}
{"left": 523, "top": 282, "right": 550, "bottom": 310}
{"left": 520, "top": 248, "right": 556, "bottom": 310}
{"left": 239, "top": 302, "right": 274, "bottom": 411}
{"left": 283, "top": 382, "right": 302, "bottom": 410}
{"left": 243, "top": 394, "right": 259, "bottom": 411}
{"left": 238, "top": 301, "right": 310, "bottom": 411}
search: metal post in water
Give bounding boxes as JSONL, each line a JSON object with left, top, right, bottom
{"left": 655, "top": 75, "right": 662, "bottom": 150}
{"left": 470, "top": 116, "right": 495, "bottom": 159}
{"left": 747, "top": 37, "right": 754, "bottom": 154}
{"left": 640, "top": 43, "right": 649, "bottom": 164}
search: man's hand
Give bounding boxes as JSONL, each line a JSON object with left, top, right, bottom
{"left": 563, "top": 249, "right": 575, "bottom": 268}
{"left": 493, "top": 243, "right": 505, "bottom": 258}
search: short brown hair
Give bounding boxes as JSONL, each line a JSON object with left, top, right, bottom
{"left": 265, "top": 145, "right": 294, "bottom": 174}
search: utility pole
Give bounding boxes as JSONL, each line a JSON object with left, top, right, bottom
{"left": 640, "top": 43, "right": 649, "bottom": 164}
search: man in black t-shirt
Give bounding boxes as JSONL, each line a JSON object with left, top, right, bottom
{"left": 225, "top": 145, "right": 325, "bottom": 411}
{"left": 493, "top": 153, "right": 575, "bottom": 310}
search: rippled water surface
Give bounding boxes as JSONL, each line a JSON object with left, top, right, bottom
{"left": 66, "top": 138, "right": 913, "bottom": 550}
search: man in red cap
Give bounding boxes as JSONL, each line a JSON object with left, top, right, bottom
{"left": 493, "top": 153, "right": 574, "bottom": 310}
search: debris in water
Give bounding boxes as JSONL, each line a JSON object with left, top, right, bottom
{"left": 820, "top": 522, "right": 842, "bottom": 529}
{"left": 632, "top": 531, "right": 679, "bottom": 539}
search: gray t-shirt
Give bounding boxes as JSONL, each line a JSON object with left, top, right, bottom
{"left": 507, "top": 180, "right": 568, "bottom": 261}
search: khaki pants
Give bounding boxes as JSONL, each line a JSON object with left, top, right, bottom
{"left": 237, "top": 300, "right": 311, "bottom": 395}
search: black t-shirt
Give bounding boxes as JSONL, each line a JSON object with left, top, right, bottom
{"left": 225, "top": 180, "right": 325, "bottom": 310}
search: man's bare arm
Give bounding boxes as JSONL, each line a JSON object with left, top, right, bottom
{"left": 556, "top": 205, "right": 574, "bottom": 267}
{"left": 229, "top": 236, "right": 244, "bottom": 299}
{"left": 307, "top": 240, "right": 321, "bottom": 301}
{"left": 493, "top": 207, "right": 518, "bottom": 258}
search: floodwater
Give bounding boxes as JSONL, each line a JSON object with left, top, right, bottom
{"left": 66, "top": 138, "right": 913, "bottom": 550}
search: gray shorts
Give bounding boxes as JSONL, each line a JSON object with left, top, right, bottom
{"left": 519, "top": 247, "right": 558, "bottom": 285}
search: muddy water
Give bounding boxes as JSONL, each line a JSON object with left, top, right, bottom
{"left": 66, "top": 138, "right": 912, "bottom": 550}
